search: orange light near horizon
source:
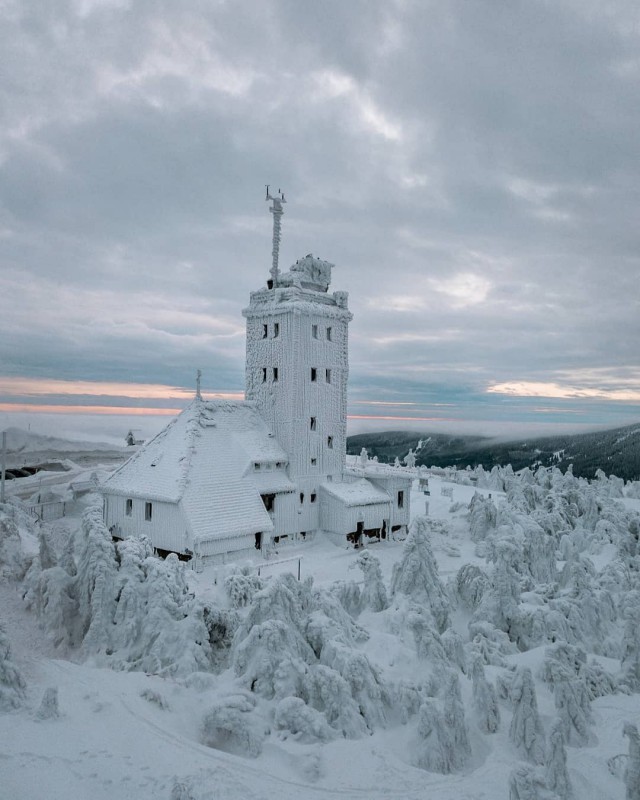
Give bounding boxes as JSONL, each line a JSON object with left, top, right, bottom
{"left": 0, "top": 403, "right": 183, "bottom": 416}
{"left": 0, "top": 377, "right": 243, "bottom": 401}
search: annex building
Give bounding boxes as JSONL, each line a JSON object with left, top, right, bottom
{"left": 101, "top": 192, "right": 412, "bottom": 563}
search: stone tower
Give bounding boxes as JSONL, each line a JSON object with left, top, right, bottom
{"left": 243, "top": 195, "right": 352, "bottom": 532}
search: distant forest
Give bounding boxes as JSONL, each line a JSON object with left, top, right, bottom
{"left": 347, "top": 423, "right": 640, "bottom": 482}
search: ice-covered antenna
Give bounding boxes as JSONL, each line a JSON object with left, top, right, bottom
{"left": 196, "top": 369, "right": 202, "bottom": 400}
{"left": 266, "top": 185, "right": 286, "bottom": 287}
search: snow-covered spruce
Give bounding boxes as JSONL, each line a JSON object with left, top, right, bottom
{"left": 0, "top": 625, "right": 26, "bottom": 711}
{"left": 545, "top": 718, "right": 572, "bottom": 800}
{"left": 509, "top": 667, "right": 545, "bottom": 764}
{"left": 624, "top": 722, "right": 640, "bottom": 800}
{"left": 0, "top": 501, "right": 30, "bottom": 580}
{"left": 200, "top": 692, "right": 266, "bottom": 757}
{"left": 414, "top": 670, "right": 470, "bottom": 774}
{"left": 353, "top": 549, "right": 388, "bottom": 612}
{"left": 471, "top": 654, "right": 500, "bottom": 733}
{"left": 390, "top": 515, "right": 450, "bottom": 632}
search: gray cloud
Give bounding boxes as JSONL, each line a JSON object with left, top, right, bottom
{"left": 1, "top": 0, "right": 639, "bottom": 432}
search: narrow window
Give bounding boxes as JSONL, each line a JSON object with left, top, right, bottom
{"left": 327, "top": 475, "right": 333, "bottom": 482}
{"left": 312, "top": 324, "right": 318, "bottom": 339}
{"left": 145, "top": 502, "right": 153, "bottom": 521}
{"left": 300, "top": 492, "right": 305, "bottom": 504}
{"left": 274, "top": 322, "right": 280, "bottom": 338}
{"left": 273, "top": 367, "right": 279, "bottom": 382}
{"left": 327, "top": 436, "right": 333, "bottom": 449}
{"left": 262, "top": 367, "right": 267, "bottom": 383}
{"left": 262, "top": 324, "right": 268, "bottom": 339}
{"left": 310, "top": 416, "right": 317, "bottom": 431}
{"left": 311, "top": 367, "right": 317, "bottom": 382}
{"left": 397, "top": 491, "right": 404, "bottom": 509}
{"left": 125, "top": 498, "right": 133, "bottom": 516}
{"left": 310, "top": 492, "right": 317, "bottom": 503}
{"left": 254, "top": 462, "right": 261, "bottom": 470}
{"left": 326, "top": 368, "right": 331, "bottom": 383}
{"left": 275, "top": 461, "right": 283, "bottom": 468}
{"left": 326, "top": 326, "right": 332, "bottom": 341}
{"left": 311, "top": 457, "right": 317, "bottom": 466}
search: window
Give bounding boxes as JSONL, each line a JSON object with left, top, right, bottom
{"left": 397, "top": 491, "right": 404, "bottom": 509}
{"left": 311, "top": 368, "right": 317, "bottom": 382}
{"left": 273, "top": 367, "right": 279, "bottom": 382}
{"left": 262, "top": 324, "right": 268, "bottom": 339}
{"left": 310, "top": 492, "right": 317, "bottom": 503}
{"left": 327, "top": 436, "right": 333, "bottom": 449}
{"left": 125, "top": 498, "right": 133, "bottom": 516}
{"left": 254, "top": 462, "right": 261, "bottom": 470}
{"left": 311, "top": 457, "right": 317, "bottom": 466}
{"left": 261, "top": 494, "right": 275, "bottom": 512}
{"left": 326, "top": 368, "right": 332, "bottom": 383}
{"left": 145, "top": 502, "right": 153, "bottom": 521}
{"left": 326, "top": 326, "right": 332, "bottom": 341}
{"left": 300, "top": 492, "right": 305, "bottom": 504}
{"left": 275, "top": 461, "right": 283, "bottom": 468}
{"left": 327, "top": 475, "right": 333, "bottom": 482}
{"left": 312, "top": 324, "right": 318, "bottom": 339}
{"left": 310, "top": 416, "right": 317, "bottom": 431}
{"left": 262, "top": 367, "right": 267, "bottom": 383}
{"left": 274, "top": 322, "right": 280, "bottom": 338}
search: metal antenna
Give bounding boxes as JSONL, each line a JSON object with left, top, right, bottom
{"left": 266, "top": 186, "right": 286, "bottom": 287}
{"left": 196, "top": 369, "right": 202, "bottom": 400}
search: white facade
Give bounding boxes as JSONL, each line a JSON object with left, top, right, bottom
{"left": 102, "top": 200, "right": 412, "bottom": 561}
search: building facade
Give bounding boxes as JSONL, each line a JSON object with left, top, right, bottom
{"left": 101, "top": 195, "right": 412, "bottom": 562}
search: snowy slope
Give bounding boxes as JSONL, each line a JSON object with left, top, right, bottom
{"left": 1, "top": 468, "right": 640, "bottom": 800}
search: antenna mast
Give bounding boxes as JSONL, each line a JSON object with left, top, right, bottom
{"left": 265, "top": 185, "right": 286, "bottom": 287}
{"left": 196, "top": 369, "right": 202, "bottom": 400}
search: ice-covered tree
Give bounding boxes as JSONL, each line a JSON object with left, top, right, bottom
{"left": 508, "top": 763, "right": 545, "bottom": 800}
{"left": 624, "top": 722, "right": 640, "bottom": 800}
{"left": 0, "top": 625, "right": 25, "bottom": 711}
{"left": 553, "top": 674, "right": 592, "bottom": 746}
{"left": 471, "top": 655, "right": 500, "bottom": 733}
{"left": 442, "top": 670, "right": 471, "bottom": 766}
{"left": 469, "top": 492, "right": 497, "bottom": 542}
{"left": 354, "top": 549, "right": 388, "bottom": 612}
{"left": 509, "top": 667, "right": 545, "bottom": 764}
{"left": 545, "top": 718, "right": 572, "bottom": 799}
{"left": 0, "top": 503, "right": 29, "bottom": 580}
{"left": 391, "top": 516, "right": 450, "bottom": 632}
{"left": 75, "top": 507, "right": 119, "bottom": 654}
{"left": 620, "top": 590, "right": 640, "bottom": 691}
{"left": 455, "top": 563, "right": 489, "bottom": 611}
{"left": 36, "top": 686, "right": 60, "bottom": 720}
{"left": 201, "top": 692, "right": 265, "bottom": 757}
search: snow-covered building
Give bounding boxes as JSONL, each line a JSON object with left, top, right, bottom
{"left": 102, "top": 191, "right": 412, "bottom": 561}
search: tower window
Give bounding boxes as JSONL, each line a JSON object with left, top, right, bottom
{"left": 326, "top": 327, "right": 332, "bottom": 341}
{"left": 310, "top": 417, "right": 317, "bottom": 431}
{"left": 274, "top": 322, "right": 280, "bottom": 338}
{"left": 125, "top": 498, "right": 132, "bottom": 516}
{"left": 327, "top": 436, "right": 333, "bottom": 449}
{"left": 326, "top": 369, "right": 332, "bottom": 383}
{"left": 397, "top": 491, "right": 404, "bottom": 509}
{"left": 254, "top": 463, "right": 261, "bottom": 470}
{"left": 262, "top": 368, "right": 267, "bottom": 383}
{"left": 311, "top": 458, "right": 317, "bottom": 466}
{"left": 145, "top": 502, "right": 153, "bottom": 521}
{"left": 300, "top": 492, "right": 305, "bottom": 504}
{"left": 312, "top": 324, "right": 318, "bottom": 339}
{"left": 273, "top": 367, "right": 279, "bottom": 382}
{"left": 310, "top": 492, "right": 317, "bottom": 503}
{"left": 262, "top": 324, "right": 268, "bottom": 339}
{"left": 311, "top": 368, "right": 317, "bottom": 382}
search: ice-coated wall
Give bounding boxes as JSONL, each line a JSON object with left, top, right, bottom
{"left": 243, "top": 261, "right": 352, "bottom": 533}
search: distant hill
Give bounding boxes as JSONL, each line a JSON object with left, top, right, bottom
{"left": 347, "top": 423, "right": 640, "bottom": 481}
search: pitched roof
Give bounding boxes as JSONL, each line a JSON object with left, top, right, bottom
{"left": 102, "top": 399, "right": 287, "bottom": 542}
{"left": 320, "top": 478, "right": 390, "bottom": 507}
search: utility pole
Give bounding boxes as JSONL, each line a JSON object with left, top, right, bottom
{"left": 1, "top": 431, "right": 6, "bottom": 505}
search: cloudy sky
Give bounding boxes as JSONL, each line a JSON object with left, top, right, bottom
{"left": 1, "top": 0, "right": 640, "bottom": 441}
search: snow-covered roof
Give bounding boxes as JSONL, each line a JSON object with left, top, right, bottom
{"left": 249, "top": 471, "right": 296, "bottom": 494}
{"left": 320, "top": 479, "right": 390, "bottom": 507}
{"left": 101, "top": 399, "right": 288, "bottom": 542}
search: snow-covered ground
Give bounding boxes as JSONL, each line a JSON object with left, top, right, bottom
{"left": 1, "top": 453, "right": 640, "bottom": 800}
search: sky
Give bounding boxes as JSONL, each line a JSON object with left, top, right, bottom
{"left": 1, "top": 0, "right": 640, "bottom": 443}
